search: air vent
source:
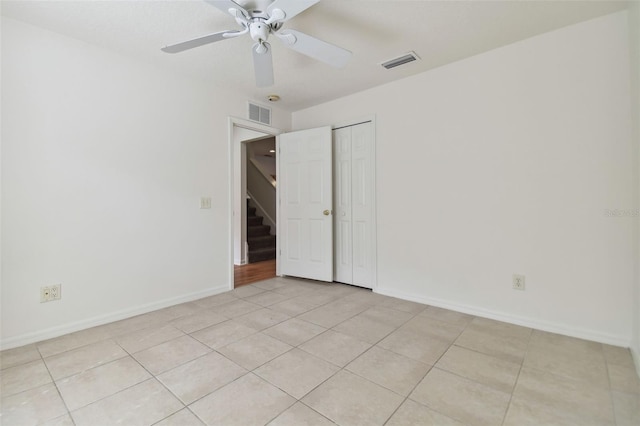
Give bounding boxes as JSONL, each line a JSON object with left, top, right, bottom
{"left": 381, "top": 52, "right": 420, "bottom": 70}
{"left": 248, "top": 102, "right": 271, "bottom": 125}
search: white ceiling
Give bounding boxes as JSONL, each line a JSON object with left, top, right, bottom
{"left": 1, "top": 0, "right": 630, "bottom": 111}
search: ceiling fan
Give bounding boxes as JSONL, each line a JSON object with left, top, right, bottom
{"left": 161, "top": 0, "right": 352, "bottom": 87}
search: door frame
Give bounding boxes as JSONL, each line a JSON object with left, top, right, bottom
{"left": 227, "top": 116, "right": 282, "bottom": 290}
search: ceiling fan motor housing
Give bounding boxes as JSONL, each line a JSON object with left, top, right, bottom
{"left": 249, "top": 20, "right": 271, "bottom": 43}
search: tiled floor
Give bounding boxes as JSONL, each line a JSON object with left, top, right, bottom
{"left": 1, "top": 277, "right": 640, "bottom": 426}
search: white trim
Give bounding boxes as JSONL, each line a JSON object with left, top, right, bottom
{"left": 228, "top": 117, "right": 282, "bottom": 287}
{"left": 0, "top": 285, "right": 230, "bottom": 351}
{"left": 375, "top": 285, "right": 631, "bottom": 348}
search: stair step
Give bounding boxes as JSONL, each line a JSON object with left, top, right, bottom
{"left": 247, "top": 206, "right": 257, "bottom": 216}
{"left": 248, "top": 234, "right": 276, "bottom": 249}
{"left": 248, "top": 216, "right": 263, "bottom": 226}
{"left": 249, "top": 247, "right": 276, "bottom": 263}
{"left": 248, "top": 224, "right": 270, "bottom": 237}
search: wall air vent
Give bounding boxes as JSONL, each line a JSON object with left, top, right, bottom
{"left": 381, "top": 51, "right": 420, "bottom": 70}
{"left": 248, "top": 101, "right": 271, "bottom": 125}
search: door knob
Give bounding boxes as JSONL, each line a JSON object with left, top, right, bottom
{"left": 323, "top": 210, "right": 331, "bottom": 216}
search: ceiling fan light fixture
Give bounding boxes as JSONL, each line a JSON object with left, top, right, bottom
{"left": 381, "top": 51, "right": 421, "bottom": 70}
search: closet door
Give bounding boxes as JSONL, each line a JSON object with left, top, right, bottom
{"left": 351, "top": 122, "right": 374, "bottom": 287}
{"left": 333, "top": 121, "right": 374, "bottom": 288}
{"left": 334, "top": 127, "right": 353, "bottom": 284}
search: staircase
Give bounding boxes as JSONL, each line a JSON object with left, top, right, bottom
{"left": 247, "top": 200, "right": 276, "bottom": 263}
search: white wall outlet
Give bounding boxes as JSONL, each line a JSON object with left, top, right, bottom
{"left": 513, "top": 274, "right": 525, "bottom": 291}
{"left": 50, "top": 284, "right": 61, "bottom": 300}
{"left": 200, "top": 197, "right": 212, "bottom": 209}
{"left": 40, "top": 284, "right": 62, "bottom": 302}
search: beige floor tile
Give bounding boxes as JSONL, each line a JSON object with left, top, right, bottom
{"left": 604, "top": 344, "right": 636, "bottom": 368}
{"left": 155, "top": 408, "right": 205, "bottom": 426}
{"left": 302, "top": 370, "right": 404, "bottom": 426}
{"left": 524, "top": 343, "right": 609, "bottom": 388}
{"left": 346, "top": 346, "right": 431, "bottom": 396}
{"left": 116, "top": 324, "right": 184, "bottom": 354}
{"left": 360, "top": 305, "right": 414, "bottom": 327}
{"left": 401, "top": 315, "right": 466, "bottom": 343}
{"left": 263, "top": 318, "right": 327, "bottom": 346}
{"left": 504, "top": 395, "right": 614, "bottom": 426}
{"left": 234, "top": 308, "right": 291, "bottom": 331}
{"left": 293, "top": 291, "right": 341, "bottom": 307}
{"left": 419, "top": 306, "right": 474, "bottom": 327}
{"left": 1, "top": 359, "right": 52, "bottom": 397}
{"left": 333, "top": 314, "right": 397, "bottom": 344}
{"left": 56, "top": 356, "right": 150, "bottom": 411}
{"left": 385, "top": 399, "right": 464, "bottom": 426}
{"left": 233, "top": 285, "right": 267, "bottom": 298}
{"left": 299, "top": 330, "right": 371, "bottom": 367}
{"left": 0, "top": 344, "right": 41, "bottom": 370}
{"left": 189, "top": 373, "right": 295, "bottom": 426}
{"left": 190, "top": 320, "right": 257, "bottom": 349}
{"left": 436, "top": 345, "right": 520, "bottom": 393}
{"left": 269, "top": 298, "right": 319, "bottom": 316}
{"left": 37, "top": 333, "right": 97, "bottom": 359}
{"left": 267, "top": 402, "right": 334, "bottom": 426}
{"left": 0, "top": 383, "right": 68, "bottom": 425}
{"left": 158, "top": 351, "right": 247, "bottom": 404}
{"left": 253, "top": 279, "right": 288, "bottom": 291}
{"left": 271, "top": 283, "right": 317, "bottom": 297}
{"left": 379, "top": 297, "right": 427, "bottom": 315}
{"left": 133, "top": 335, "right": 211, "bottom": 375}
{"left": 467, "top": 317, "right": 532, "bottom": 341}
{"left": 94, "top": 311, "right": 169, "bottom": 340}
{"left": 255, "top": 349, "right": 339, "bottom": 399}
{"left": 512, "top": 367, "right": 615, "bottom": 425}
{"left": 410, "top": 368, "right": 511, "bottom": 426}
{"left": 377, "top": 328, "right": 451, "bottom": 365}
{"left": 608, "top": 364, "right": 640, "bottom": 394}
{"left": 218, "top": 333, "right": 292, "bottom": 370}
{"left": 454, "top": 327, "right": 527, "bottom": 364}
{"left": 612, "top": 390, "right": 640, "bottom": 426}
{"left": 297, "top": 301, "right": 368, "bottom": 328}
{"left": 341, "top": 291, "right": 390, "bottom": 306}
{"left": 41, "top": 413, "right": 75, "bottom": 426}
{"left": 193, "top": 292, "right": 238, "bottom": 308}
{"left": 244, "top": 290, "right": 293, "bottom": 307}
{"left": 170, "top": 310, "right": 227, "bottom": 333}
{"left": 70, "top": 378, "right": 183, "bottom": 426}
{"left": 213, "top": 298, "right": 263, "bottom": 318}
{"left": 44, "top": 339, "right": 127, "bottom": 380}
{"left": 157, "top": 301, "right": 203, "bottom": 320}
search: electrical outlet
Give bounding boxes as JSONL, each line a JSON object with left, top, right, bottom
{"left": 513, "top": 274, "right": 525, "bottom": 291}
{"left": 40, "top": 284, "right": 62, "bottom": 302}
{"left": 200, "top": 197, "right": 212, "bottom": 209}
{"left": 50, "top": 284, "right": 61, "bottom": 300}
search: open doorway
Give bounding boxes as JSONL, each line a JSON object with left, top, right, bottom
{"left": 228, "top": 117, "right": 281, "bottom": 289}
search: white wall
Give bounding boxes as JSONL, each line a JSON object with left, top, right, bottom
{"left": 0, "top": 17, "right": 290, "bottom": 349}
{"left": 293, "top": 11, "right": 635, "bottom": 346}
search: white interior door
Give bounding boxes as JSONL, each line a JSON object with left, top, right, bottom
{"left": 334, "top": 127, "right": 353, "bottom": 284}
{"left": 279, "top": 126, "right": 333, "bottom": 282}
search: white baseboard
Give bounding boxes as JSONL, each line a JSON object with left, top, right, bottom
{"left": 0, "top": 284, "right": 230, "bottom": 351}
{"left": 375, "top": 286, "right": 631, "bottom": 348}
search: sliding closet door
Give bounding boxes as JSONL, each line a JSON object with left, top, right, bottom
{"left": 333, "top": 121, "right": 375, "bottom": 289}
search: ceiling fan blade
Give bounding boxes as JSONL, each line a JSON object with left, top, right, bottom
{"left": 203, "top": 0, "right": 249, "bottom": 17}
{"left": 267, "top": 0, "right": 320, "bottom": 22}
{"left": 253, "top": 42, "right": 274, "bottom": 87}
{"left": 161, "top": 31, "right": 237, "bottom": 53}
{"left": 277, "top": 29, "right": 351, "bottom": 68}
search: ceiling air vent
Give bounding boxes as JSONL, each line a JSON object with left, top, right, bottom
{"left": 248, "top": 101, "right": 271, "bottom": 125}
{"left": 381, "top": 52, "right": 420, "bottom": 70}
